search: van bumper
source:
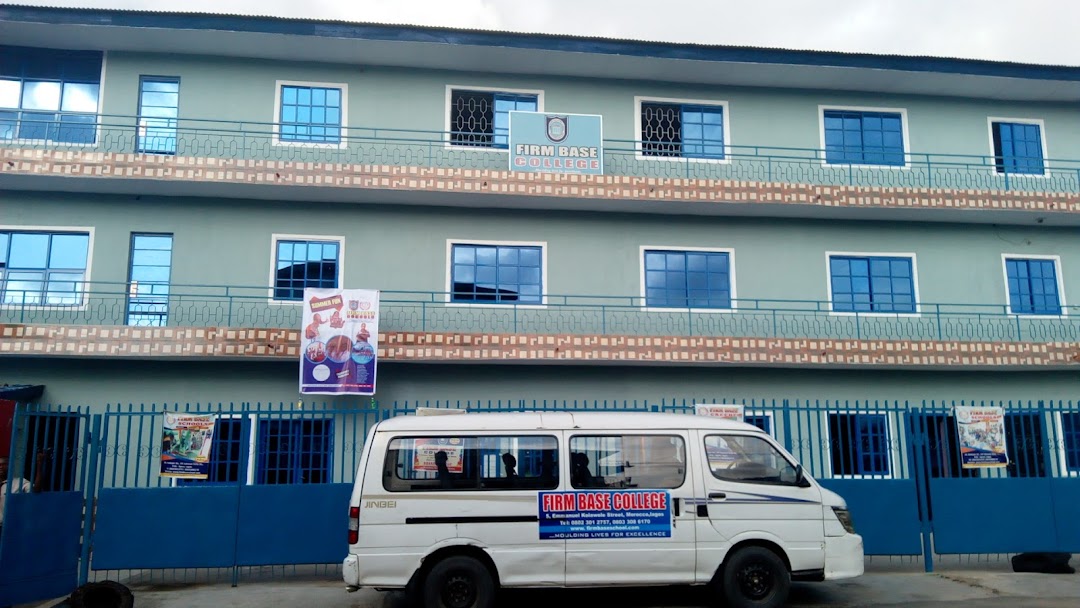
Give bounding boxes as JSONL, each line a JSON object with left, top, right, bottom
{"left": 343, "top": 553, "right": 360, "bottom": 587}
{"left": 824, "top": 533, "right": 864, "bottom": 580}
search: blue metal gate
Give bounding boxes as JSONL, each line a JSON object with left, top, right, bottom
{"left": 0, "top": 407, "right": 93, "bottom": 607}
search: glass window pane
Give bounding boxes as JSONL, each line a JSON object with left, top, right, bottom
{"left": 0, "top": 233, "right": 7, "bottom": 264}
{"left": 49, "top": 234, "right": 89, "bottom": 268}
{"left": 453, "top": 246, "right": 475, "bottom": 265}
{"left": 3, "top": 271, "right": 45, "bottom": 304}
{"left": 569, "top": 435, "right": 685, "bottom": 489}
{"left": 61, "top": 82, "right": 99, "bottom": 112}
{"left": 22, "top": 80, "right": 62, "bottom": 111}
{"left": 0, "top": 79, "right": 20, "bottom": 108}
{"left": 9, "top": 233, "right": 50, "bottom": 267}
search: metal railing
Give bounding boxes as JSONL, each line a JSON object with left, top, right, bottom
{"left": 3, "top": 281, "right": 1080, "bottom": 343}
{"left": 3, "top": 114, "right": 1080, "bottom": 193}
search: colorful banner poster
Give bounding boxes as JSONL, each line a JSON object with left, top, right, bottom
{"left": 538, "top": 490, "right": 672, "bottom": 540}
{"left": 955, "top": 406, "right": 1009, "bottom": 469}
{"left": 509, "top": 111, "right": 603, "bottom": 175}
{"left": 412, "top": 438, "right": 465, "bottom": 473}
{"left": 695, "top": 403, "right": 745, "bottom": 420}
{"left": 300, "top": 288, "right": 380, "bottom": 395}
{"left": 160, "top": 413, "right": 216, "bottom": 479}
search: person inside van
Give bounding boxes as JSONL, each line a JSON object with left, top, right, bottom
{"left": 538, "top": 450, "right": 557, "bottom": 488}
{"left": 571, "top": 452, "right": 602, "bottom": 488}
{"left": 434, "top": 451, "right": 454, "bottom": 489}
{"left": 501, "top": 453, "right": 517, "bottom": 481}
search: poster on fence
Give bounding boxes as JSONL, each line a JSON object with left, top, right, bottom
{"left": 954, "top": 406, "right": 1009, "bottom": 469}
{"left": 694, "top": 403, "right": 745, "bottom": 420}
{"left": 160, "top": 413, "right": 216, "bottom": 479}
{"left": 300, "top": 288, "right": 380, "bottom": 395}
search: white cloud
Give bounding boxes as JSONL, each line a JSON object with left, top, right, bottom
{"left": 7, "top": 0, "right": 1080, "bottom": 65}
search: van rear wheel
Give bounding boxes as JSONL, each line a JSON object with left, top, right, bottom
{"left": 719, "top": 546, "right": 790, "bottom": 608}
{"left": 422, "top": 555, "right": 495, "bottom": 608}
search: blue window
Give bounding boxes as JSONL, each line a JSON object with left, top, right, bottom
{"left": 1005, "top": 258, "right": 1061, "bottom": 315}
{"left": 992, "top": 122, "right": 1044, "bottom": 175}
{"left": 256, "top": 419, "right": 333, "bottom": 484}
{"left": 177, "top": 417, "right": 245, "bottom": 485}
{"left": 823, "top": 110, "right": 905, "bottom": 166}
{"left": 0, "top": 230, "right": 90, "bottom": 305}
{"left": 1063, "top": 413, "right": 1080, "bottom": 473}
{"left": 645, "top": 250, "right": 732, "bottom": 309}
{"left": 0, "top": 46, "right": 101, "bottom": 144}
{"left": 278, "top": 84, "right": 343, "bottom": 144}
{"left": 137, "top": 77, "right": 179, "bottom": 154}
{"left": 744, "top": 415, "right": 772, "bottom": 435}
{"left": 449, "top": 89, "right": 538, "bottom": 148}
{"left": 451, "top": 244, "right": 543, "bottom": 304}
{"left": 829, "top": 413, "right": 890, "bottom": 476}
{"left": 127, "top": 234, "right": 173, "bottom": 326}
{"left": 830, "top": 255, "right": 915, "bottom": 313}
{"left": 641, "top": 102, "right": 725, "bottom": 159}
{"left": 274, "top": 239, "right": 340, "bottom": 301}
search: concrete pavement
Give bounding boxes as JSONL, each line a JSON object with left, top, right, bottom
{"left": 30, "top": 567, "right": 1080, "bottom": 608}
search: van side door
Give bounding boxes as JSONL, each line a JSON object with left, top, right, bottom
{"left": 559, "top": 431, "right": 697, "bottom": 585}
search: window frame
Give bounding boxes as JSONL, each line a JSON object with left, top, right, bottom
{"left": 703, "top": 432, "right": 801, "bottom": 486}
{"left": 1055, "top": 411, "right": 1080, "bottom": 477}
{"left": 443, "top": 84, "right": 545, "bottom": 151}
{"left": 634, "top": 96, "right": 732, "bottom": 164}
{"left": 135, "top": 75, "right": 181, "bottom": 155}
{"left": 267, "top": 233, "right": 345, "bottom": 305}
{"left": 170, "top": 413, "right": 256, "bottom": 487}
{"left": 986, "top": 117, "right": 1049, "bottom": 177}
{"left": 271, "top": 80, "right": 348, "bottom": 149}
{"left": 818, "top": 105, "right": 910, "bottom": 169}
{"left": 126, "top": 232, "right": 174, "bottom": 327}
{"left": 382, "top": 433, "right": 561, "bottom": 492}
{"left": 825, "top": 251, "right": 921, "bottom": 317}
{"left": 0, "top": 50, "right": 106, "bottom": 147}
{"left": 1000, "top": 254, "right": 1066, "bottom": 318}
{"left": 824, "top": 410, "right": 895, "bottom": 480}
{"left": 743, "top": 411, "right": 776, "bottom": 438}
{"left": 568, "top": 432, "right": 688, "bottom": 490}
{"left": 639, "top": 245, "right": 737, "bottom": 312}
{"left": 0, "top": 225, "right": 95, "bottom": 310}
{"left": 444, "top": 238, "right": 548, "bottom": 308}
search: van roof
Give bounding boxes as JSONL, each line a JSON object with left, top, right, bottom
{"left": 375, "top": 411, "right": 763, "bottom": 433}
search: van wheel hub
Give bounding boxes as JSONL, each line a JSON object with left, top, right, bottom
{"left": 737, "top": 564, "right": 772, "bottom": 598}
{"left": 442, "top": 573, "right": 477, "bottom": 608}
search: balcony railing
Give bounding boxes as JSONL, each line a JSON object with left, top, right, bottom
{"left": 3, "top": 114, "right": 1080, "bottom": 193}
{"left": 2, "top": 282, "right": 1080, "bottom": 343}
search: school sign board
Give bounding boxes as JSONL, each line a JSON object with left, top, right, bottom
{"left": 509, "top": 111, "right": 603, "bottom": 175}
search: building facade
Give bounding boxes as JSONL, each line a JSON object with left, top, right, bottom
{"left": 2, "top": 7, "right": 1080, "bottom": 485}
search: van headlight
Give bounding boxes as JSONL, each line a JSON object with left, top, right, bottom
{"left": 832, "top": 507, "right": 856, "bottom": 534}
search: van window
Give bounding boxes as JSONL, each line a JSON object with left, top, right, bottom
{"left": 569, "top": 435, "right": 685, "bottom": 489}
{"left": 382, "top": 435, "right": 559, "bottom": 492}
{"left": 705, "top": 434, "right": 799, "bottom": 485}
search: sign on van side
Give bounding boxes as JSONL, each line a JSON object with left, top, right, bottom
{"left": 538, "top": 490, "right": 672, "bottom": 540}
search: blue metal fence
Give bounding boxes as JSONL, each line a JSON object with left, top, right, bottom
{"left": 5, "top": 114, "right": 1080, "bottom": 193}
{"left": 5, "top": 282, "right": 1080, "bottom": 343}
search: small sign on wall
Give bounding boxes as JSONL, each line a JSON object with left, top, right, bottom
{"left": 509, "top": 111, "right": 603, "bottom": 175}
{"left": 694, "top": 403, "right": 745, "bottom": 420}
{"left": 954, "top": 406, "right": 1009, "bottom": 468}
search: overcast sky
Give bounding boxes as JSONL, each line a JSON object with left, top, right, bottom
{"left": 9, "top": 0, "right": 1080, "bottom": 66}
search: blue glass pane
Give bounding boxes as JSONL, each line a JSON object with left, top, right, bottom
{"left": 9, "top": 233, "right": 49, "bottom": 267}
{"left": 22, "top": 80, "right": 61, "bottom": 111}
{"left": 56, "top": 114, "right": 96, "bottom": 144}
{"left": 61, "top": 83, "right": 98, "bottom": 112}
{"left": 0, "top": 79, "right": 19, "bottom": 108}
{"left": 453, "top": 246, "right": 475, "bottom": 264}
{"left": 49, "top": 234, "right": 89, "bottom": 268}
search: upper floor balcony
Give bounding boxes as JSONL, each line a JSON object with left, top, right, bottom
{"left": 4, "top": 282, "right": 1080, "bottom": 370}
{"left": 3, "top": 114, "right": 1080, "bottom": 225}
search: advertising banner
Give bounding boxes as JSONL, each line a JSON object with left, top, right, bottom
{"left": 694, "top": 403, "right": 745, "bottom": 420}
{"left": 509, "top": 111, "right": 603, "bottom": 175}
{"left": 538, "top": 490, "right": 672, "bottom": 540}
{"left": 955, "top": 406, "right": 1009, "bottom": 469}
{"left": 412, "top": 438, "right": 465, "bottom": 474}
{"left": 300, "top": 288, "right": 380, "bottom": 395}
{"left": 160, "top": 413, "right": 216, "bottom": 479}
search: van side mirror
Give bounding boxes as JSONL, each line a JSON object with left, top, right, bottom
{"left": 795, "top": 464, "right": 811, "bottom": 488}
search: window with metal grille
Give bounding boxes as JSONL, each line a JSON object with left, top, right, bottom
{"left": 828, "top": 413, "right": 890, "bottom": 476}
{"left": 278, "top": 84, "right": 343, "bottom": 144}
{"left": 823, "top": 110, "right": 905, "bottom": 166}
{"left": 448, "top": 90, "right": 538, "bottom": 148}
{"left": 127, "top": 234, "right": 173, "bottom": 327}
{"left": 0, "top": 46, "right": 101, "bottom": 144}
{"left": 273, "top": 238, "right": 340, "bottom": 301}
{"left": 0, "top": 230, "right": 90, "bottom": 305}
{"left": 829, "top": 255, "right": 915, "bottom": 313}
{"left": 744, "top": 414, "right": 772, "bottom": 435}
{"left": 256, "top": 419, "right": 333, "bottom": 484}
{"left": 137, "top": 77, "right": 180, "bottom": 154}
{"left": 1062, "top": 413, "right": 1080, "bottom": 474}
{"left": 644, "top": 249, "right": 732, "bottom": 309}
{"left": 177, "top": 417, "right": 245, "bottom": 485}
{"left": 640, "top": 102, "right": 725, "bottom": 159}
{"left": 992, "top": 122, "right": 1044, "bottom": 175}
{"left": 451, "top": 243, "right": 543, "bottom": 304}
{"left": 1005, "top": 258, "right": 1061, "bottom": 315}
{"left": 383, "top": 435, "right": 559, "bottom": 491}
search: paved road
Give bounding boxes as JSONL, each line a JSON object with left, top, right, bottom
{"left": 38, "top": 571, "right": 1077, "bottom": 608}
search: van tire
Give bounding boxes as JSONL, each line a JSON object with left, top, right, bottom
{"left": 719, "top": 546, "right": 790, "bottom": 608}
{"left": 422, "top": 555, "right": 495, "bottom": 608}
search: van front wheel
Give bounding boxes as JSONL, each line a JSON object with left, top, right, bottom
{"left": 422, "top": 555, "right": 495, "bottom": 608}
{"left": 720, "top": 546, "right": 790, "bottom": 608}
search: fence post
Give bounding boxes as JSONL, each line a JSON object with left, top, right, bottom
{"left": 79, "top": 413, "right": 103, "bottom": 586}
{"left": 907, "top": 407, "right": 935, "bottom": 573}
{"left": 1015, "top": 312, "right": 1023, "bottom": 341}
{"left": 935, "top": 304, "right": 943, "bottom": 340}
{"left": 422, "top": 300, "right": 428, "bottom": 332}
{"left": 781, "top": 399, "right": 793, "bottom": 453}
{"left": 601, "top": 304, "right": 607, "bottom": 335}
{"left": 20, "top": 289, "right": 26, "bottom": 323}
{"left": 771, "top": 308, "right": 778, "bottom": 337}
{"left": 925, "top": 156, "right": 933, "bottom": 189}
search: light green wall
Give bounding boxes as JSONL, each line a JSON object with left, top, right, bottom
{"left": 4, "top": 357, "right": 1080, "bottom": 409}
{"left": 4, "top": 191, "right": 1080, "bottom": 307}
{"left": 100, "top": 52, "right": 1080, "bottom": 159}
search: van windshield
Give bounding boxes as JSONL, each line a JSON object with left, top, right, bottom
{"left": 382, "top": 435, "right": 559, "bottom": 492}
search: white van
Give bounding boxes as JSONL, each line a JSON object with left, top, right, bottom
{"left": 343, "top": 411, "right": 863, "bottom": 608}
